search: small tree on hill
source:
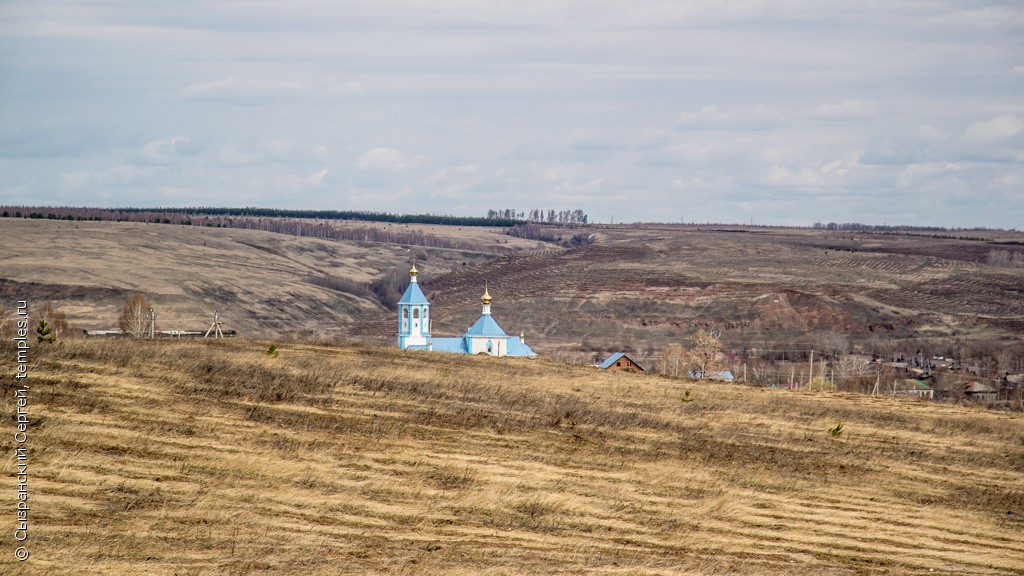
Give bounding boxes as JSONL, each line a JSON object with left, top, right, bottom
{"left": 36, "top": 319, "right": 56, "bottom": 343}
{"left": 35, "top": 301, "right": 68, "bottom": 340}
{"left": 120, "top": 293, "right": 154, "bottom": 338}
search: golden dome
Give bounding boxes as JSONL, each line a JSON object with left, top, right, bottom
{"left": 481, "top": 285, "right": 492, "bottom": 305}
{"left": 409, "top": 263, "right": 418, "bottom": 276}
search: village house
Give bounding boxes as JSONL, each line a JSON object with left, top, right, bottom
{"left": 894, "top": 379, "right": 935, "bottom": 400}
{"left": 962, "top": 381, "right": 998, "bottom": 402}
{"left": 598, "top": 352, "right": 645, "bottom": 373}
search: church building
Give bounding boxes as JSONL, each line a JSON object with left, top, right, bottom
{"left": 397, "top": 264, "right": 536, "bottom": 358}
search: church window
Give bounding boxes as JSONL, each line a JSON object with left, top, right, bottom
{"left": 413, "top": 308, "right": 419, "bottom": 319}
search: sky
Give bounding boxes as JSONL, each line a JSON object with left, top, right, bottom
{"left": 1, "top": 1, "right": 1022, "bottom": 227}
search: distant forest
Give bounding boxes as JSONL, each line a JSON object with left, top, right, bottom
{"left": 486, "top": 208, "right": 589, "bottom": 224}
{"left": 0, "top": 206, "right": 588, "bottom": 253}
{"left": 2, "top": 205, "right": 1011, "bottom": 234}
{"left": 0, "top": 206, "right": 522, "bottom": 227}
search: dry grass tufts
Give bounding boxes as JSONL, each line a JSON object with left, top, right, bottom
{"left": 3, "top": 337, "right": 1023, "bottom": 575}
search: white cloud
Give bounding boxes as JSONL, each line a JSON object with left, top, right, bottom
{"left": 810, "top": 100, "right": 876, "bottom": 121}
{"left": 670, "top": 176, "right": 731, "bottom": 190}
{"left": 963, "top": 114, "right": 1024, "bottom": 144}
{"left": 894, "top": 162, "right": 971, "bottom": 189}
{"left": 357, "top": 147, "right": 422, "bottom": 171}
{"left": 676, "top": 105, "right": 781, "bottom": 131}
{"left": 176, "top": 77, "right": 303, "bottom": 106}
{"left": 219, "top": 147, "right": 262, "bottom": 166}
{"left": 761, "top": 160, "right": 848, "bottom": 188}
{"left": 305, "top": 168, "right": 329, "bottom": 186}
{"left": 134, "top": 136, "right": 197, "bottom": 165}
{"left": 542, "top": 167, "right": 563, "bottom": 182}
{"left": 331, "top": 81, "right": 364, "bottom": 95}
{"left": 1011, "top": 66, "right": 1024, "bottom": 77}
{"left": 678, "top": 105, "right": 725, "bottom": 126}
{"left": 61, "top": 164, "right": 162, "bottom": 189}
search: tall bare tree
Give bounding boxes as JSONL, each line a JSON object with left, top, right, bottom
{"left": 119, "top": 293, "right": 154, "bottom": 338}
{"left": 685, "top": 328, "right": 725, "bottom": 380}
{"left": 660, "top": 344, "right": 688, "bottom": 378}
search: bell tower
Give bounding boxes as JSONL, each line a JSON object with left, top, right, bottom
{"left": 397, "top": 263, "right": 430, "bottom": 349}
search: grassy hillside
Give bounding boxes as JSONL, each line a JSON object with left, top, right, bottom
{"left": 4, "top": 338, "right": 1022, "bottom": 575}
{"left": 3, "top": 219, "right": 1022, "bottom": 356}
{"left": 0, "top": 219, "right": 542, "bottom": 338}
{"left": 358, "top": 226, "right": 1024, "bottom": 356}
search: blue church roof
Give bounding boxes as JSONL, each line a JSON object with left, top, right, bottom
{"left": 506, "top": 338, "right": 537, "bottom": 357}
{"left": 397, "top": 282, "right": 429, "bottom": 305}
{"left": 463, "top": 314, "right": 508, "bottom": 337}
{"left": 427, "top": 338, "right": 467, "bottom": 353}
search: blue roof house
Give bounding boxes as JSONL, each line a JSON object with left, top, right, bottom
{"left": 599, "top": 352, "right": 645, "bottom": 372}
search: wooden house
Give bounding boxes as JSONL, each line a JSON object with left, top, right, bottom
{"left": 599, "top": 352, "right": 645, "bottom": 373}
{"left": 962, "top": 381, "right": 997, "bottom": 402}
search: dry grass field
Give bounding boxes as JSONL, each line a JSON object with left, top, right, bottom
{"left": 3, "top": 338, "right": 1023, "bottom": 575}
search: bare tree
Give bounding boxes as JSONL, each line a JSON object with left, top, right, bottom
{"left": 685, "top": 328, "right": 725, "bottom": 380}
{"left": 35, "top": 301, "right": 68, "bottom": 340}
{"left": 836, "top": 355, "right": 870, "bottom": 388}
{"left": 816, "top": 331, "right": 849, "bottom": 357}
{"left": 119, "top": 293, "right": 154, "bottom": 338}
{"left": 660, "top": 344, "right": 688, "bottom": 378}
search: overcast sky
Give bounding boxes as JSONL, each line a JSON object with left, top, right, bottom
{"left": 1, "top": 1, "right": 1022, "bottom": 227}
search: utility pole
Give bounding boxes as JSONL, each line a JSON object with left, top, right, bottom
{"left": 149, "top": 309, "right": 156, "bottom": 339}
{"left": 204, "top": 311, "right": 223, "bottom": 338}
{"left": 808, "top": 349, "right": 814, "bottom": 388}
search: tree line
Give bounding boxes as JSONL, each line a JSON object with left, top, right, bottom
{"left": 0, "top": 206, "right": 517, "bottom": 253}
{"left": 486, "top": 209, "right": 588, "bottom": 225}
{"left": 0, "top": 206, "right": 522, "bottom": 227}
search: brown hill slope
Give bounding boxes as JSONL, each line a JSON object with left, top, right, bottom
{"left": 3, "top": 219, "right": 1022, "bottom": 355}
{"left": 354, "top": 227, "right": 1024, "bottom": 354}
{"left": 3, "top": 338, "right": 1023, "bottom": 575}
{"left": 0, "top": 219, "right": 534, "bottom": 338}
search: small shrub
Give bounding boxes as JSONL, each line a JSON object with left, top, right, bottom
{"left": 266, "top": 344, "right": 279, "bottom": 358}
{"left": 829, "top": 421, "right": 844, "bottom": 438}
{"left": 36, "top": 319, "right": 56, "bottom": 344}
{"left": 512, "top": 495, "right": 563, "bottom": 519}
{"left": 426, "top": 464, "right": 477, "bottom": 490}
